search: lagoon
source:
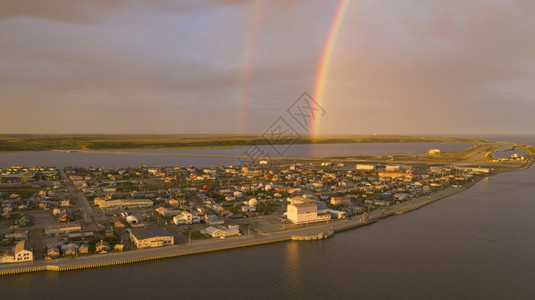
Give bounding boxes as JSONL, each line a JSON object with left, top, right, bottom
{"left": 0, "top": 142, "right": 472, "bottom": 169}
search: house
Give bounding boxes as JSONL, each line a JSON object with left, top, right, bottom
{"left": 394, "top": 193, "right": 410, "bottom": 201}
{"left": 205, "top": 214, "right": 225, "bottom": 226}
{"left": 0, "top": 251, "right": 15, "bottom": 263}
{"left": 385, "top": 165, "right": 401, "bottom": 172}
{"left": 16, "top": 215, "right": 31, "bottom": 227}
{"left": 78, "top": 244, "right": 89, "bottom": 254}
{"left": 326, "top": 209, "right": 348, "bottom": 220}
{"left": 62, "top": 244, "right": 77, "bottom": 256}
{"left": 167, "top": 198, "right": 180, "bottom": 207}
{"left": 472, "top": 168, "right": 490, "bottom": 174}
{"left": 129, "top": 227, "right": 174, "bottom": 248}
{"left": 57, "top": 211, "right": 74, "bottom": 223}
{"left": 241, "top": 205, "right": 256, "bottom": 213}
{"left": 130, "top": 191, "right": 145, "bottom": 197}
{"left": 114, "top": 220, "right": 125, "bottom": 229}
{"left": 339, "top": 180, "right": 354, "bottom": 188}
{"left": 96, "top": 240, "right": 110, "bottom": 252}
{"left": 114, "top": 244, "right": 125, "bottom": 252}
{"left": 173, "top": 212, "right": 200, "bottom": 225}
{"left": 220, "top": 210, "right": 233, "bottom": 218}
{"left": 155, "top": 207, "right": 181, "bottom": 217}
{"left": 330, "top": 196, "right": 352, "bottom": 206}
{"left": 429, "top": 149, "right": 441, "bottom": 155}
{"left": 200, "top": 225, "right": 240, "bottom": 238}
{"left": 47, "top": 247, "right": 60, "bottom": 258}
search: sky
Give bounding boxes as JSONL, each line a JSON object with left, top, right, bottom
{"left": 1, "top": 0, "right": 534, "bottom": 136}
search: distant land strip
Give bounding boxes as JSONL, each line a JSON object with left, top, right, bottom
{"left": 0, "top": 134, "right": 480, "bottom": 152}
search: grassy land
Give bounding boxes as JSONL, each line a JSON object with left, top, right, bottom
{"left": 183, "top": 230, "right": 210, "bottom": 240}
{"left": 326, "top": 141, "right": 535, "bottom": 167}
{"left": 0, "top": 134, "right": 480, "bottom": 152}
{"left": 0, "top": 185, "right": 39, "bottom": 198}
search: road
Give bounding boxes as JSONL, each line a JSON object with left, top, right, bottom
{"left": 59, "top": 170, "right": 97, "bottom": 231}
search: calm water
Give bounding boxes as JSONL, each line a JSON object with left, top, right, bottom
{"left": 1, "top": 164, "right": 534, "bottom": 299}
{"left": 0, "top": 142, "right": 471, "bottom": 169}
{"left": 477, "top": 135, "right": 535, "bottom": 145}
{"left": 492, "top": 148, "right": 530, "bottom": 158}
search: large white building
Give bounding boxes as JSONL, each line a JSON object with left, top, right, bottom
{"left": 0, "top": 240, "right": 33, "bottom": 263}
{"left": 97, "top": 199, "right": 153, "bottom": 210}
{"left": 356, "top": 164, "right": 375, "bottom": 171}
{"left": 129, "top": 227, "right": 174, "bottom": 248}
{"left": 286, "top": 197, "right": 331, "bottom": 225}
{"left": 44, "top": 223, "right": 82, "bottom": 236}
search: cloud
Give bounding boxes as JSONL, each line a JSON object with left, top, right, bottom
{"left": 0, "top": 0, "right": 127, "bottom": 23}
{"left": 0, "top": 0, "right": 534, "bottom": 135}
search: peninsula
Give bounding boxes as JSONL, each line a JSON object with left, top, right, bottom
{"left": 0, "top": 138, "right": 533, "bottom": 275}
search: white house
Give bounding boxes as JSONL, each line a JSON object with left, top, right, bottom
{"left": 429, "top": 149, "right": 441, "bottom": 155}
{"left": 356, "top": 164, "right": 375, "bottom": 171}
{"left": 201, "top": 225, "right": 240, "bottom": 238}
{"left": 173, "top": 211, "right": 200, "bottom": 225}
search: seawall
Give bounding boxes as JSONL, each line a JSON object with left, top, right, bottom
{"left": 0, "top": 229, "right": 335, "bottom": 276}
{"left": 0, "top": 236, "right": 288, "bottom": 276}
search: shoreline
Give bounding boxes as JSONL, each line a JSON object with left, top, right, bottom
{"left": 0, "top": 135, "right": 482, "bottom": 153}
{"left": 2, "top": 165, "right": 523, "bottom": 276}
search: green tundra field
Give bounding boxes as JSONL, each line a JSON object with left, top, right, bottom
{"left": 0, "top": 134, "right": 480, "bottom": 152}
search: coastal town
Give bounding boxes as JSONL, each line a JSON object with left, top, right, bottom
{"left": 0, "top": 146, "right": 532, "bottom": 273}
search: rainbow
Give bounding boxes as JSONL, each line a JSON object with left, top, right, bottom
{"left": 311, "top": 0, "right": 350, "bottom": 138}
{"left": 239, "top": 0, "right": 266, "bottom": 133}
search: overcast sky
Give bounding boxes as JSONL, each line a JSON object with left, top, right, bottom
{"left": 1, "top": 0, "right": 534, "bottom": 136}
